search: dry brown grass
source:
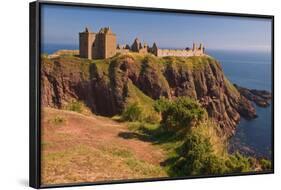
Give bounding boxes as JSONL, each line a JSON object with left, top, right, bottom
{"left": 41, "top": 108, "right": 167, "bottom": 185}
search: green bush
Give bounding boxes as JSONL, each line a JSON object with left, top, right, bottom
{"left": 154, "top": 97, "right": 205, "bottom": 130}
{"left": 225, "top": 153, "right": 251, "bottom": 172}
{"left": 154, "top": 97, "right": 259, "bottom": 176}
{"left": 144, "top": 112, "right": 161, "bottom": 124}
{"left": 154, "top": 97, "right": 172, "bottom": 113}
{"left": 260, "top": 159, "right": 272, "bottom": 170}
{"left": 122, "top": 103, "right": 143, "bottom": 122}
{"left": 65, "top": 100, "right": 84, "bottom": 113}
{"left": 173, "top": 130, "right": 228, "bottom": 175}
{"left": 49, "top": 116, "right": 65, "bottom": 125}
{"left": 172, "top": 134, "right": 255, "bottom": 176}
{"left": 169, "top": 120, "right": 256, "bottom": 176}
{"left": 202, "top": 155, "right": 228, "bottom": 175}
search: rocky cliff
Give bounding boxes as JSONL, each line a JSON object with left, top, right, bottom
{"left": 234, "top": 84, "right": 272, "bottom": 107}
{"left": 41, "top": 53, "right": 258, "bottom": 137}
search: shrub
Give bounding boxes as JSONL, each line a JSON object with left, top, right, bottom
{"left": 122, "top": 103, "right": 143, "bottom": 122}
{"left": 202, "top": 155, "right": 228, "bottom": 175}
{"left": 170, "top": 121, "right": 254, "bottom": 176}
{"left": 260, "top": 159, "right": 272, "bottom": 170}
{"left": 49, "top": 116, "right": 65, "bottom": 125}
{"left": 154, "top": 97, "right": 171, "bottom": 113}
{"left": 225, "top": 153, "right": 252, "bottom": 172}
{"left": 173, "top": 130, "right": 228, "bottom": 175}
{"left": 154, "top": 97, "right": 206, "bottom": 130}
{"left": 65, "top": 100, "right": 85, "bottom": 113}
{"left": 144, "top": 112, "right": 161, "bottom": 124}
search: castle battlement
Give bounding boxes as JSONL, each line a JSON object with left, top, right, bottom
{"left": 79, "top": 27, "right": 205, "bottom": 59}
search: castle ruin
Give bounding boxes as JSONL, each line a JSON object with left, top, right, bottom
{"left": 79, "top": 27, "right": 205, "bottom": 59}
{"left": 79, "top": 27, "right": 116, "bottom": 59}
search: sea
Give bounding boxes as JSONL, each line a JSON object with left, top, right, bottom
{"left": 43, "top": 44, "right": 273, "bottom": 159}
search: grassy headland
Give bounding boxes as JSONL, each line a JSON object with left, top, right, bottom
{"left": 41, "top": 52, "right": 271, "bottom": 185}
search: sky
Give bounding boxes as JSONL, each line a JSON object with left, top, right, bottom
{"left": 41, "top": 4, "right": 272, "bottom": 52}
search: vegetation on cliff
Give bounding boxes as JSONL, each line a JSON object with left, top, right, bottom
{"left": 153, "top": 97, "right": 255, "bottom": 176}
{"left": 154, "top": 97, "right": 206, "bottom": 130}
{"left": 125, "top": 97, "right": 271, "bottom": 176}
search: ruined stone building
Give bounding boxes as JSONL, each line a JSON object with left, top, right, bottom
{"left": 79, "top": 26, "right": 205, "bottom": 59}
{"left": 79, "top": 27, "right": 116, "bottom": 59}
{"left": 130, "top": 38, "right": 148, "bottom": 54}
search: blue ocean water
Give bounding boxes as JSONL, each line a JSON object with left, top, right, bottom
{"left": 42, "top": 43, "right": 78, "bottom": 54}
{"left": 42, "top": 44, "right": 273, "bottom": 158}
{"left": 208, "top": 50, "right": 272, "bottom": 159}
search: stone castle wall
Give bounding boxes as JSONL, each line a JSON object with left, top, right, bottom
{"left": 116, "top": 49, "right": 130, "bottom": 54}
{"left": 155, "top": 48, "right": 204, "bottom": 57}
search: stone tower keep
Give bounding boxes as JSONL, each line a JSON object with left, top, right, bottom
{"left": 79, "top": 27, "right": 96, "bottom": 59}
{"left": 79, "top": 27, "right": 116, "bottom": 59}
{"left": 93, "top": 27, "right": 116, "bottom": 59}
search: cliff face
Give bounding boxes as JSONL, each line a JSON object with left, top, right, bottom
{"left": 41, "top": 53, "right": 257, "bottom": 137}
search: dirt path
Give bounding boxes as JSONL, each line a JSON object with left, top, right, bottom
{"left": 41, "top": 108, "right": 167, "bottom": 185}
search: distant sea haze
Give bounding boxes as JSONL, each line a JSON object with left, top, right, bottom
{"left": 42, "top": 43, "right": 272, "bottom": 159}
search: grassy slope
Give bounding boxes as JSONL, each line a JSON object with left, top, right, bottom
{"left": 41, "top": 108, "right": 166, "bottom": 185}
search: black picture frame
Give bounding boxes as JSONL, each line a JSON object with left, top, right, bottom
{"left": 29, "top": 0, "right": 274, "bottom": 188}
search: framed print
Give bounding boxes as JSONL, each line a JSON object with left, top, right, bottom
{"left": 29, "top": 1, "right": 274, "bottom": 188}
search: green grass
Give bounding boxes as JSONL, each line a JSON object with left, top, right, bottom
{"left": 126, "top": 121, "right": 183, "bottom": 154}
{"left": 63, "top": 100, "right": 91, "bottom": 115}
{"left": 42, "top": 52, "right": 218, "bottom": 84}
{"left": 47, "top": 116, "right": 66, "bottom": 125}
{"left": 42, "top": 144, "right": 166, "bottom": 184}
{"left": 161, "top": 55, "right": 216, "bottom": 70}
{"left": 125, "top": 158, "right": 164, "bottom": 176}
{"left": 122, "top": 103, "right": 143, "bottom": 122}
{"left": 91, "top": 59, "right": 110, "bottom": 76}
{"left": 224, "top": 78, "right": 240, "bottom": 96}
{"left": 108, "top": 54, "right": 160, "bottom": 122}
{"left": 124, "top": 81, "right": 161, "bottom": 123}
{"left": 42, "top": 55, "right": 91, "bottom": 81}
{"left": 116, "top": 52, "right": 209, "bottom": 70}
{"left": 140, "top": 56, "right": 170, "bottom": 94}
